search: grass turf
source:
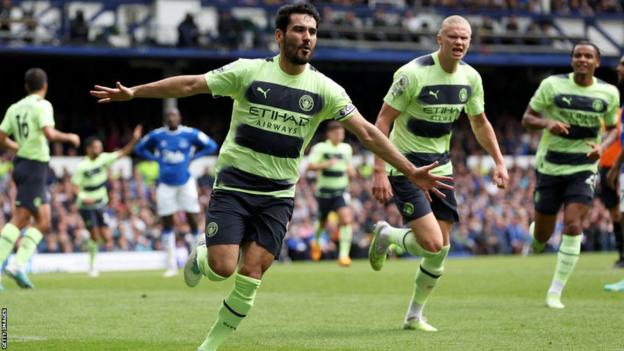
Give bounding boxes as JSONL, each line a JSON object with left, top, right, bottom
{"left": 1, "top": 253, "right": 622, "bottom": 350}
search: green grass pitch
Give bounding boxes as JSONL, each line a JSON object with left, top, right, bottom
{"left": 2, "top": 253, "right": 623, "bottom": 350}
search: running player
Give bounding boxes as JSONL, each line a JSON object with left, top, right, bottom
{"left": 523, "top": 42, "right": 620, "bottom": 308}
{"left": 0, "top": 68, "right": 80, "bottom": 290}
{"left": 307, "top": 121, "right": 356, "bottom": 266}
{"left": 90, "top": 4, "right": 452, "bottom": 349}
{"left": 134, "top": 108, "right": 218, "bottom": 277}
{"left": 368, "top": 15, "right": 509, "bottom": 332}
{"left": 603, "top": 54, "right": 624, "bottom": 291}
{"left": 72, "top": 125, "right": 142, "bottom": 277}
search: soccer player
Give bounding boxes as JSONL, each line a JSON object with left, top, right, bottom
{"left": 134, "top": 108, "right": 218, "bottom": 277}
{"left": 368, "top": 15, "right": 509, "bottom": 332}
{"left": 523, "top": 42, "right": 620, "bottom": 308}
{"left": 307, "top": 121, "right": 356, "bottom": 266}
{"left": 72, "top": 125, "right": 142, "bottom": 277}
{"left": 603, "top": 54, "right": 624, "bottom": 291}
{"left": 91, "top": 3, "right": 452, "bottom": 349}
{"left": 0, "top": 68, "right": 80, "bottom": 290}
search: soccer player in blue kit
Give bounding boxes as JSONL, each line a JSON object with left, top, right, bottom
{"left": 135, "top": 107, "right": 218, "bottom": 277}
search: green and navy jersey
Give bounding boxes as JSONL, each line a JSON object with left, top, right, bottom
{"left": 72, "top": 152, "right": 120, "bottom": 209}
{"left": 308, "top": 140, "right": 352, "bottom": 197}
{"left": 205, "top": 55, "right": 357, "bottom": 198}
{"left": 530, "top": 73, "right": 620, "bottom": 176}
{"left": 383, "top": 52, "right": 484, "bottom": 176}
{"left": 0, "top": 94, "right": 55, "bottom": 162}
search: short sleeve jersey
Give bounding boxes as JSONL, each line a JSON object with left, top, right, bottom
{"left": 0, "top": 94, "right": 55, "bottom": 162}
{"left": 383, "top": 52, "right": 484, "bottom": 176}
{"left": 308, "top": 140, "right": 352, "bottom": 197}
{"left": 530, "top": 73, "right": 620, "bottom": 176}
{"left": 72, "top": 152, "right": 119, "bottom": 209}
{"left": 205, "top": 55, "right": 357, "bottom": 198}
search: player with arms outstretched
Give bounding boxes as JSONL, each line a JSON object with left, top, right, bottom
{"left": 307, "top": 121, "right": 357, "bottom": 266}
{"left": 134, "top": 108, "right": 218, "bottom": 277}
{"left": 523, "top": 42, "right": 620, "bottom": 307}
{"left": 90, "top": 3, "right": 451, "bottom": 350}
{"left": 72, "top": 125, "right": 142, "bottom": 277}
{"left": 0, "top": 68, "right": 80, "bottom": 291}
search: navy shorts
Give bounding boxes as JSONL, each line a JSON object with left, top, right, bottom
{"left": 595, "top": 167, "right": 619, "bottom": 209}
{"left": 389, "top": 175, "right": 458, "bottom": 224}
{"left": 534, "top": 171, "right": 595, "bottom": 215}
{"left": 316, "top": 193, "right": 349, "bottom": 221}
{"left": 204, "top": 190, "right": 294, "bottom": 257}
{"left": 79, "top": 208, "right": 109, "bottom": 229}
{"left": 12, "top": 157, "right": 50, "bottom": 214}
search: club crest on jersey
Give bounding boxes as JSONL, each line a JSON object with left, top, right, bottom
{"left": 206, "top": 222, "right": 219, "bottom": 237}
{"left": 299, "top": 95, "right": 314, "bottom": 112}
{"left": 592, "top": 99, "right": 604, "bottom": 112}
{"left": 179, "top": 139, "right": 190, "bottom": 148}
{"left": 403, "top": 202, "right": 415, "bottom": 216}
{"left": 459, "top": 88, "right": 468, "bottom": 103}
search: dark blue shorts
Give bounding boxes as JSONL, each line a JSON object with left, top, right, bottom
{"left": 204, "top": 190, "right": 294, "bottom": 257}
{"left": 389, "top": 175, "right": 458, "bottom": 224}
{"left": 534, "top": 171, "right": 594, "bottom": 215}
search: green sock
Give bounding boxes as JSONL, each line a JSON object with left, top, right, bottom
{"left": 196, "top": 243, "right": 228, "bottom": 282}
{"left": 15, "top": 227, "right": 43, "bottom": 269}
{"left": 412, "top": 245, "right": 449, "bottom": 305}
{"left": 338, "top": 225, "right": 352, "bottom": 259}
{"left": 548, "top": 234, "right": 582, "bottom": 296}
{"left": 87, "top": 239, "right": 98, "bottom": 271}
{"left": 0, "top": 223, "right": 20, "bottom": 266}
{"left": 384, "top": 226, "right": 427, "bottom": 257}
{"left": 313, "top": 220, "right": 323, "bottom": 245}
{"left": 198, "top": 273, "right": 261, "bottom": 351}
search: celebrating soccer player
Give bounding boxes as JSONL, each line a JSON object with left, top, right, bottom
{"left": 134, "top": 108, "right": 218, "bottom": 277}
{"left": 307, "top": 121, "right": 357, "bottom": 266}
{"left": 368, "top": 15, "right": 509, "bottom": 332}
{"left": 0, "top": 68, "right": 80, "bottom": 291}
{"left": 523, "top": 42, "right": 620, "bottom": 307}
{"left": 72, "top": 125, "right": 142, "bottom": 277}
{"left": 90, "top": 3, "right": 451, "bottom": 350}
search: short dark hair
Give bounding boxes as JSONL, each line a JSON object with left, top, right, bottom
{"left": 571, "top": 40, "right": 601, "bottom": 59}
{"left": 274, "top": 2, "right": 320, "bottom": 33}
{"left": 84, "top": 136, "right": 101, "bottom": 149}
{"left": 24, "top": 68, "right": 47, "bottom": 93}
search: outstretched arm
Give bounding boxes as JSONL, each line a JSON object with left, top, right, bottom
{"left": 341, "top": 111, "right": 453, "bottom": 202}
{"left": 90, "top": 75, "right": 210, "bottom": 103}
{"left": 469, "top": 112, "right": 509, "bottom": 189}
{"left": 118, "top": 125, "right": 143, "bottom": 157}
{"left": 43, "top": 126, "right": 80, "bottom": 147}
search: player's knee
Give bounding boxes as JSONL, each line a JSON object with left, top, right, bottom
{"left": 420, "top": 239, "right": 443, "bottom": 253}
{"left": 36, "top": 218, "right": 51, "bottom": 234}
{"left": 238, "top": 265, "right": 264, "bottom": 280}
{"left": 208, "top": 258, "right": 236, "bottom": 278}
{"left": 563, "top": 221, "right": 583, "bottom": 235}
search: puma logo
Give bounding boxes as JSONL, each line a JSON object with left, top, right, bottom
{"left": 429, "top": 90, "right": 439, "bottom": 100}
{"left": 562, "top": 96, "right": 572, "bottom": 106}
{"left": 257, "top": 87, "right": 270, "bottom": 98}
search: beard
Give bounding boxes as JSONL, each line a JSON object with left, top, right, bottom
{"left": 282, "top": 37, "right": 313, "bottom": 65}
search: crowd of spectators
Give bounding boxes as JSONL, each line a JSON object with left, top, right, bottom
{"left": 0, "top": 118, "right": 617, "bottom": 262}
{"left": 1, "top": 0, "right": 621, "bottom": 49}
